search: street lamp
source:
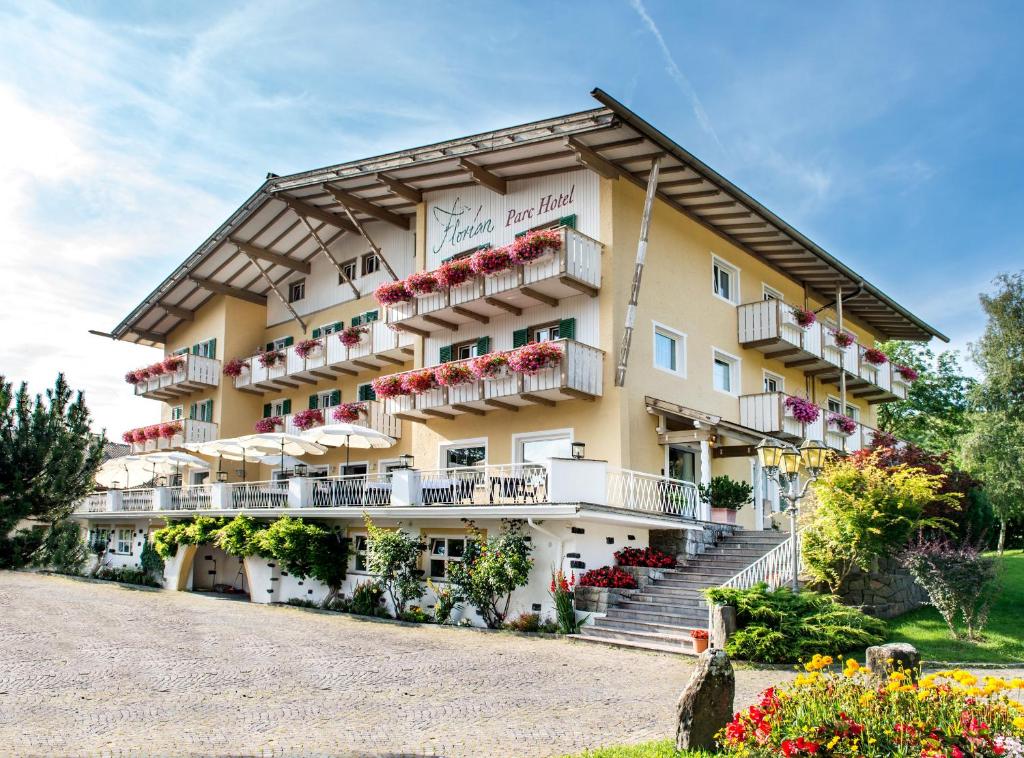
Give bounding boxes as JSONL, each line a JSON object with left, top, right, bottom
{"left": 756, "top": 437, "right": 829, "bottom": 591}
{"left": 398, "top": 453, "right": 415, "bottom": 470}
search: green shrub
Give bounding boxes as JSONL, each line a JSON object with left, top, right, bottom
{"left": 139, "top": 538, "right": 164, "bottom": 581}
{"left": 446, "top": 521, "right": 533, "bottom": 629}
{"left": 698, "top": 475, "right": 754, "bottom": 511}
{"left": 0, "top": 528, "right": 45, "bottom": 569}
{"left": 33, "top": 520, "right": 87, "bottom": 574}
{"left": 504, "top": 612, "right": 541, "bottom": 632}
{"left": 364, "top": 517, "right": 425, "bottom": 617}
{"left": 704, "top": 584, "right": 886, "bottom": 663}
{"left": 349, "top": 580, "right": 388, "bottom": 617}
{"left": 258, "top": 517, "right": 350, "bottom": 607}
{"left": 286, "top": 597, "right": 321, "bottom": 609}
{"left": 94, "top": 565, "right": 161, "bottom": 588}
{"left": 400, "top": 606, "right": 432, "bottom": 623}
{"left": 152, "top": 522, "right": 190, "bottom": 559}
{"left": 216, "top": 515, "right": 267, "bottom": 558}
{"left": 427, "top": 578, "right": 462, "bottom": 624}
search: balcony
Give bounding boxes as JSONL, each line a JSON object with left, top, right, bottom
{"left": 737, "top": 299, "right": 908, "bottom": 403}
{"left": 234, "top": 320, "right": 414, "bottom": 395}
{"left": 133, "top": 354, "right": 220, "bottom": 400}
{"left": 381, "top": 339, "right": 604, "bottom": 422}
{"left": 386, "top": 228, "right": 602, "bottom": 336}
{"left": 131, "top": 419, "right": 218, "bottom": 454}
{"left": 259, "top": 400, "right": 402, "bottom": 439}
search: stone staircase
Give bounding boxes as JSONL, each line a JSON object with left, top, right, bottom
{"left": 575, "top": 530, "right": 789, "bottom": 654}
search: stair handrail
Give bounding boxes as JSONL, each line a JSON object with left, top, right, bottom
{"left": 719, "top": 529, "right": 804, "bottom": 590}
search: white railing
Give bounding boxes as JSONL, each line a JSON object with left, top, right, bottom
{"left": 416, "top": 464, "right": 549, "bottom": 505}
{"left": 605, "top": 469, "right": 699, "bottom": 519}
{"left": 80, "top": 492, "right": 109, "bottom": 513}
{"left": 311, "top": 472, "right": 394, "bottom": 507}
{"left": 120, "top": 488, "right": 155, "bottom": 512}
{"left": 134, "top": 354, "right": 221, "bottom": 397}
{"left": 170, "top": 485, "right": 213, "bottom": 511}
{"left": 265, "top": 400, "right": 401, "bottom": 440}
{"left": 134, "top": 419, "right": 218, "bottom": 454}
{"left": 821, "top": 330, "right": 859, "bottom": 374}
{"left": 739, "top": 392, "right": 824, "bottom": 440}
{"left": 230, "top": 480, "right": 289, "bottom": 509}
{"left": 737, "top": 299, "right": 822, "bottom": 357}
{"left": 721, "top": 530, "right": 801, "bottom": 590}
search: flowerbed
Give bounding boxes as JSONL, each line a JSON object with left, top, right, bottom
{"left": 254, "top": 416, "right": 282, "bottom": 433}
{"left": 720, "top": 655, "right": 1024, "bottom": 757}
{"left": 614, "top": 546, "right": 676, "bottom": 569}
{"left": 579, "top": 565, "right": 638, "bottom": 589}
{"left": 785, "top": 396, "right": 821, "bottom": 424}
{"left": 291, "top": 408, "right": 323, "bottom": 431}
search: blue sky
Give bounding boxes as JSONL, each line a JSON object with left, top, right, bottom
{"left": 0, "top": 0, "right": 1021, "bottom": 436}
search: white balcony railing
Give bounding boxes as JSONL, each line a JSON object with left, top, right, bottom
{"left": 739, "top": 392, "right": 824, "bottom": 441}
{"left": 384, "top": 339, "right": 603, "bottom": 420}
{"left": 230, "top": 480, "right": 290, "bottom": 509}
{"left": 170, "top": 485, "right": 213, "bottom": 511}
{"left": 310, "top": 472, "right": 394, "bottom": 507}
{"left": 386, "top": 228, "right": 602, "bottom": 334}
{"left": 134, "top": 354, "right": 221, "bottom": 399}
{"left": 80, "top": 492, "right": 109, "bottom": 513}
{"left": 606, "top": 469, "right": 699, "bottom": 519}
{"left": 134, "top": 419, "right": 218, "bottom": 454}
{"left": 257, "top": 400, "right": 401, "bottom": 440}
{"left": 737, "top": 299, "right": 822, "bottom": 359}
{"left": 121, "top": 488, "right": 155, "bottom": 512}
{"left": 416, "top": 464, "right": 549, "bottom": 505}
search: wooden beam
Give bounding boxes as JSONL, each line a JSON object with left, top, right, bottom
{"left": 330, "top": 197, "right": 401, "bottom": 281}
{"left": 392, "top": 323, "right": 430, "bottom": 338}
{"left": 160, "top": 303, "right": 194, "bottom": 321}
{"left": 698, "top": 211, "right": 751, "bottom": 221}
{"left": 423, "top": 314, "right": 459, "bottom": 331}
{"left": 520, "top": 287, "right": 558, "bottom": 307}
{"left": 459, "top": 158, "right": 507, "bottom": 194}
{"left": 131, "top": 327, "right": 165, "bottom": 343}
{"left": 279, "top": 196, "right": 356, "bottom": 233}
{"left": 564, "top": 136, "right": 620, "bottom": 179}
{"left": 451, "top": 306, "right": 489, "bottom": 324}
{"left": 712, "top": 445, "right": 757, "bottom": 459}
{"left": 238, "top": 251, "right": 308, "bottom": 333}
{"left": 351, "top": 360, "right": 378, "bottom": 371}
{"left": 333, "top": 367, "right": 358, "bottom": 377}
{"left": 659, "top": 177, "right": 705, "bottom": 190}
{"left": 658, "top": 429, "right": 714, "bottom": 445}
{"left": 675, "top": 189, "right": 720, "bottom": 200}
{"left": 309, "top": 370, "right": 337, "bottom": 380}
{"left": 483, "top": 399, "right": 518, "bottom": 412}
{"left": 719, "top": 222, "right": 769, "bottom": 231}
{"left": 188, "top": 276, "right": 267, "bottom": 306}
{"left": 375, "top": 354, "right": 405, "bottom": 366}
{"left": 451, "top": 404, "right": 486, "bottom": 416}
{"left": 521, "top": 393, "right": 556, "bottom": 407}
{"left": 422, "top": 409, "right": 455, "bottom": 420}
{"left": 689, "top": 201, "right": 736, "bottom": 211}
{"left": 395, "top": 412, "right": 427, "bottom": 423}
{"left": 559, "top": 276, "right": 598, "bottom": 298}
{"left": 291, "top": 375, "right": 317, "bottom": 385}
{"left": 560, "top": 387, "right": 596, "bottom": 401}
{"left": 324, "top": 186, "right": 411, "bottom": 230}
{"left": 230, "top": 239, "right": 311, "bottom": 275}
{"left": 484, "top": 297, "right": 522, "bottom": 316}
{"left": 290, "top": 212, "right": 360, "bottom": 299}
{"left": 375, "top": 173, "right": 422, "bottom": 204}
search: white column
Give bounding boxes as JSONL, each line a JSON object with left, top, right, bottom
{"left": 107, "top": 490, "right": 123, "bottom": 512}
{"left": 153, "top": 487, "right": 172, "bottom": 511}
{"left": 288, "top": 477, "right": 314, "bottom": 508}
{"left": 751, "top": 459, "right": 764, "bottom": 531}
{"left": 211, "top": 483, "right": 232, "bottom": 510}
{"left": 547, "top": 458, "right": 608, "bottom": 504}
{"left": 699, "top": 440, "right": 712, "bottom": 521}
{"left": 391, "top": 469, "right": 422, "bottom": 506}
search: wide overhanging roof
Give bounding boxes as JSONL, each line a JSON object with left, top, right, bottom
{"left": 110, "top": 89, "right": 946, "bottom": 346}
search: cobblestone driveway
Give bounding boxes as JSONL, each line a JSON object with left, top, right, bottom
{"left": 0, "top": 571, "right": 787, "bottom": 757}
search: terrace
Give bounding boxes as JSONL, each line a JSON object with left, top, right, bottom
{"left": 256, "top": 400, "right": 402, "bottom": 439}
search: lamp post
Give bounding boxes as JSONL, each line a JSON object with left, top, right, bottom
{"left": 755, "top": 438, "right": 828, "bottom": 591}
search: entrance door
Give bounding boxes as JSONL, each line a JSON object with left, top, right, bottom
{"left": 667, "top": 447, "right": 696, "bottom": 482}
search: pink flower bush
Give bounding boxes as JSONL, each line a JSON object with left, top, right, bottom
{"left": 144, "top": 425, "right": 162, "bottom": 441}
{"left": 371, "top": 374, "right": 408, "bottom": 399}
{"left": 159, "top": 422, "right": 182, "bottom": 439}
{"left": 222, "top": 358, "right": 249, "bottom": 377}
{"left": 792, "top": 307, "right": 817, "bottom": 328}
{"left": 828, "top": 413, "right": 857, "bottom": 435}
{"left": 339, "top": 325, "right": 368, "bottom": 348}
{"left": 507, "top": 342, "right": 562, "bottom": 374}
{"left": 831, "top": 329, "right": 855, "bottom": 348}
{"left": 510, "top": 229, "right": 562, "bottom": 264}
{"left": 863, "top": 347, "right": 888, "bottom": 366}
{"left": 258, "top": 350, "right": 284, "bottom": 368}
{"left": 784, "top": 396, "right": 821, "bottom": 424}
{"left": 896, "top": 364, "right": 920, "bottom": 382}
{"left": 124, "top": 371, "right": 143, "bottom": 385}
{"left": 291, "top": 408, "right": 324, "bottom": 431}
{"left": 401, "top": 369, "right": 437, "bottom": 395}
{"left": 332, "top": 402, "right": 365, "bottom": 423}
{"left": 406, "top": 271, "right": 440, "bottom": 296}
{"left": 162, "top": 355, "right": 186, "bottom": 374}
{"left": 374, "top": 281, "right": 412, "bottom": 307}
{"left": 254, "top": 416, "right": 282, "bottom": 433}
{"left": 470, "top": 246, "right": 514, "bottom": 276}
{"left": 469, "top": 352, "right": 510, "bottom": 379}
{"left": 435, "top": 259, "right": 475, "bottom": 288}
{"left": 434, "top": 362, "right": 475, "bottom": 387}
{"left": 122, "top": 431, "right": 135, "bottom": 444}
{"left": 294, "top": 338, "right": 322, "bottom": 359}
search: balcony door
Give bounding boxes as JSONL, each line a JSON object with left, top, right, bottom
{"left": 667, "top": 446, "right": 696, "bottom": 483}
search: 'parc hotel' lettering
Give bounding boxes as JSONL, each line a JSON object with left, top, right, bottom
{"left": 504, "top": 185, "right": 576, "bottom": 227}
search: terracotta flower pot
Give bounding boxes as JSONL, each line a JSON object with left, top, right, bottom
{"left": 693, "top": 637, "right": 709, "bottom": 654}
{"left": 710, "top": 507, "right": 738, "bottom": 525}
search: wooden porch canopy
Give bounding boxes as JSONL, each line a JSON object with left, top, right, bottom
{"left": 109, "top": 89, "right": 947, "bottom": 346}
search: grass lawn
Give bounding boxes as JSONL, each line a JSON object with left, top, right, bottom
{"left": 887, "top": 549, "right": 1024, "bottom": 664}
{"left": 561, "top": 741, "right": 711, "bottom": 758}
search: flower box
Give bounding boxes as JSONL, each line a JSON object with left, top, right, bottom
{"left": 510, "top": 229, "right": 562, "bottom": 265}
{"left": 162, "top": 355, "right": 186, "bottom": 374}
{"left": 828, "top": 413, "right": 857, "bottom": 436}
{"left": 332, "top": 402, "right": 364, "bottom": 423}
{"left": 124, "top": 371, "right": 143, "bottom": 385}
{"left": 374, "top": 281, "right": 412, "bottom": 307}
{"left": 784, "top": 396, "right": 821, "bottom": 424}
{"left": 863, "top": 347, "right": 888, "bottom": 366}
{"left": 222, "top": 358, "right": 249, "bottom": 377}
{"left": 792, "top": 307, "right": 817, "bottom": 329}
{"left": 158, "top": 422, "right": 182, "bottom": 439}
{"left": 291, "top": 408, "right": 324, "bottom": 431}
{"left": 406, "top": 271, "right": 440, "bottom": 297}
{"left": 294, "top": 339, "right": 322, "bottom": 359}
{"left": 401, "top": 369, "right": 437, "bottom": 395}
{"left": 258, "top": 350, "right": 284, "bottom": 368}
{"left": 254, "top": 416, "right": 282, "bottom": 434}
{"left": 830, "top": 329, "right": 855, "bottom": 348}
{"left": 339, "top": 325, "right": 367, "bottom": 348}
{"left": 436, "top": 259, "right": 475, "bottom": 288}
{"left": 470, "top": 246, "right": 514, "bottom": 277}
{"left": 469, "top": 352, "right": 510, "bottom": 380}
{"left": 371, "top": 374, "right": 408, "bottom": 399}
{"left": 434, "top": 362, "right": 475, "bottom": 387}
{"left": 896, "top": 364, "right": 919, "bottom": 382}
{"left": 507, "top": 342, "right": 562, "bottom": 375}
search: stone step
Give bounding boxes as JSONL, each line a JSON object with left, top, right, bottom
{"left": 579, "top": 624, "right": 699, "bottom": 651}
{"left": 604, "top": 607, "right": 709, "bottom": 626}
{"left": 678, "top": 556, "right": 762, "bottom": 567}
{"left": 634, "top": 588, "right": 708, "bottom": 601}
{"left": 594, "top": 616, "right": 705, "bottom": 637}
{"left": 652, "top": 576, "right": 733, "bottom": 588}
{"left": 618, "top": 597, "right": 707, "bottom": 612}
{"left": 569, "top": 632, "right": 696, "bottom": 656}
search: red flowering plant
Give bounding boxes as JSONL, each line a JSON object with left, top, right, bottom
{"left": 254, "top": 416, "right": 282, "bottom": 433}
{"left": 257, "top": 349, "right": 284, "bottom": 368}
{"left": 134, "top": 366, "right": 153, "bottom": 381}
{"left": 339, "top": 325, "right": 368, "bottom": 348}
{"left": 332, "top": 402, "right": 364, "bottom": 423}
{"left": 830, "top": 329, "right": 856, "bottom": 348}
{"left": 124, "top": 370, "right": 143, "bottom": 385}
{"left": 401, "top": 369, "right": 437, "bottom": 395}
{"left": 129, "top": 428, "right": 148, "bottom": 444}
{"left": 158, "top": 422, "right": 182, "bottom": 439}
{"left": 549, "top": 569, "right": 583, "bottom": 634}
{"left": 374, "top": 281, "right": 412, "bottom": 307}
{"left": 122, "top": 430, "right": 135, "bottom": 444}
{"left": 784, "top": 396, "right": 821, "bottom": 424}
{"left": 406, "top": 270, "right": 440, "bottom": 297}
{"left": 435, "top": 258, "right": 475, "bottom": 288}
{"left": 614, "top": 546, "right": 677, "bottom": 569}
{"left": 371, "top": 374, "right": 408, "bottom": 399}
{"left": 507, "top": 342, "right": 562, "bottom": 375}
{"left": 690, "top": 629, "right": 709, "bottom": 640}
{"left": 291, "top": 408, "right": 324, "bottom": 431}
{"left": 828, "top": 413, "right": 857, "bottom": 436}
{"left": 578, "top": 565, "right": 638, "bottom": 589}
{"left": 294, "top": 338, "right": 322, "bottom": 359}
{"left": 162, "top": 355, "right": 186, "bottom": 374}
{"left": 469, "top": 351, "right": 510, "bottom": 380}
{"left": 222, "top": 358, "right": 250, "bottom": 377}
{"left": 896, "top": 364, "right": 920, "bottom": 382}
{"left": 470, "top": 245, "right": 514, "bottom": 277}
{"left": 434, "top": 362, "right": 475, "bottom": 387}
{"left": 510, "top": 228, "right": 562, "bottom": 264}
{"left": 792, "top": 307, "right": 817, "bottom": 329}
{"left": 863, "top": 347, "right": 888, "bottom": 366}
{"left": 143, "top": 425, "right": 162, "bottom": 441}
{"left": 147, "top": 362, "right": 168, "bottom": 377}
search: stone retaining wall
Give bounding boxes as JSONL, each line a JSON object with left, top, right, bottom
{"left": 650, "top": 523, "right": 740, "bottom": 558}
{"left": 832, "top": 558, "right": 928, "bottom": 619}
{"left": 574, "top": 586, "right": 638, "bottom": 613}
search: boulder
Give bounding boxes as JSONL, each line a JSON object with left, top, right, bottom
{"left": 710, "top": 604, "right": 736, "bottom": 650}
{"left": 676, "top": 649, "right": 735, "bottom": 751}
{"left": 865, "top": 642, "right": 921, "bottom": 683}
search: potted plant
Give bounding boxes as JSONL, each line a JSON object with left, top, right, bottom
{"left": 147, "top": 362, "right": 167, "bottom": 377}
{"left": 507, "top": 342, "right": 562, "bottom": 375}
{"left": 470, "top": 245, "right": 514, "bottom": 277}
{"left": 162, "top": 355, "right": 186, "bottom": 374}
{"left": 510, "top": 228, "right": 562, "bottom": 265}
{"left": 469, "top": 352, "right": 510, "bottom": 380}
{"left": 783, "top": 395, "right": 821, "bottom": 424}
{"left": 159, "top": 422, "right": 182, "bottom": 439}
{"left": 222, "top": 358, "right": 249, "bottom": 377}
{"left": 371, "top": 374, "right": 408, "bottom": 399}
{"left": 863, "top": 347, "right": 888, "bottom": 366}
{"left": 374, "top": 281, "right": 412, "bottom": 307}
{"left": 294, "top": 338, "right": 322, "bottom": 359}
{"left": 332, "top": 402, "right": 364, "bottom": 423}
{"left": 401, "top": 369, "right": 437, "bottom": 395}
{"left": 830, "top": 329, "right": 855, "bottom": 348}
{"left": 254, "top": 416, "right": 283, "bottom": 433}
{"left": 258, "top": 349, "right": 284, "bottom": 368}
{"left": 436, "top": 259, "right": 475, "bottom": 288}
{"left": 406, "top": 271, "right": 440, "bottom": 297}
{"left": 122, "top": 430, "right": 135, "bottom": 444}
{"left": 339, "top": 325, "right": 367, "bottom": 348}
{"left": 828, "top": 413, "right": 857, "bottom": 436}
{"left": 792, "top": 307, "right": 817, "bottom": 329}
{"left": 691, "top": 629, "right": 709, "bottom": 654}
{"left": 896, "top": 364, "right": 919, "bottom": 382}
{"left": 434, "top": 362, "right": 475, "bottom": 387}
{"left": 144, "top": 425, "right": 162, "bottom": 441}
{"left": 698, "top": 475, "right": 754, "bottom": 525}
{"left": 291, "top": 408, "right": 324, "bottom": 431}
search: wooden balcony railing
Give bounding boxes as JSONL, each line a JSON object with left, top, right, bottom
{"left": 132, "top": 419, "right": 218, "bottom": 454}
{"left": 133, "top": 354, "right": 220, "bottom": 400}
{"left": 258, "top": 400, "right": 402, "bottom": 440}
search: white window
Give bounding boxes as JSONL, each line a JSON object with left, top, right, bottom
{"left": 319, "top": 322, "right": 343, "bottom": 336}
{"left": 193, "top": 339, "right": 216, "bottom": 358}
{"left": 352, "top": 534, "right": 369, "bottom": 572}
{"left": 531, "top": 322, "right": 560, "bottom": 342}
{"left": 712, "top": 349, "right": 740, "bottom": 395}
{"left": 116, "top": 528, "right": 132, "bottom": 555}
{"left": 763, "top": 285, "right": 783, "bottom": 302}
{"left": 712, "top": 257, "right": 739, "bottom": 304}
{"left": 272, "top": 399, "right": 289, "bottom": 416}
{"left": 338, "top": 259, "right": 357, "bottom": 283}
{"left": 653, "top": 322, "right": 686, "bottom": 376}
{"left": 763, "top": 371, "right": 784, "bottom": 394}
{"left": 514, "top": 430, "right": 572, "bottom": 463}
{"left": 270, "top": 337, "right": 291, "bottom": 351}
{"left": 827, "top": 397, "right": 860, "bottom": 419}
{"left": 315, "top": 390, "right": 340, "bottom": 409}
{"left": 453, "top": 341, "right": 480, "bottom": 360}
{"left": 288, "top": 279, "right": 305, "bottom": 303}
{"left": 170, "top": 405, "right": 183, "bottom": 421}
{"left": 428, "top": 536, "right": 470, "bottom": 580}
{"left": 443, "top": 443, "right": 487, "bottom": 469}
{"left": 361, "top": 253, "right": 380, "bottom": 277}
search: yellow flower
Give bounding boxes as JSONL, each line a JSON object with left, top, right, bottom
{"left": 1013, "top": 716, "right": 1024, "bottom": 730}
{"left": 859, "top": 692, "right": 875, "bottom": 706}
{"left": 890, "top": 671, "right": 907, "bottom": 682}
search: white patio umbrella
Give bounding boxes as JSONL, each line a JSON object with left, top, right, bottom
{"left": 184, "top": 438, "right": 265, "bottom": 481}
{"left": 95, "top": 455, "right": 157, "bottom": 489}
{"left": 145, "top": 451, "right": 210, "bottom": 484}
{"left": 236, "top": 432, "right": 327, "bottom": 474}
{"left": 300, "top": 423, "right": 396, "bottom": 466}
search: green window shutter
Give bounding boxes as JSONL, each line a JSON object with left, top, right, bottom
{"left": 190, "top": 402, "right": 198, "bottom": 420}
{"left": 512, "top": 328, "right": 529, "bottom": 348}
{"left": 333, "top": 321, "right": 343, "bottom": 332}
{"left": 204, "top": 400, "right": 214, "bottom": 421}
{"left": 191, "top": 344, "right": 200, "bottom": 355}
{"left": 282, "top": 399, "right": 292, "bottom": 415}
{"left": 283, "top": 336, "right": 294, "bottom": 347}
{"left": 351, "top": 315, "right": 363, "bottom": 327}
{"left": 262, "top": 403, "right": 272, "bottom": 418}
{"left": 558, "top": 214, "right": 577, "bottom": 229}
{"left": 558, "top": 318, "right": 576, "bottom": 341}
{"left": 311, "top": 327, "right": 321, "bottom": 339}
{"left": 174, "top": 348, "right": 188, "bottom": 356}
{"left": 439, "top": 345, "right": 452, "bottom": 364}
{"left": 265, "top": 342, "right": 274, "bottom": 352}
{"left": 365, "top": 310, "right": 379, "bottom": 322}
{"left": 476, "top": 336, "right": 491, "bottom": 355}
{"left": 308, "top": 393, "right": 318, "bottom": 410}
{"left": 358, "top": 384, "right": 375, "bottom": 401}
{"left": 208, "top": 339, "right": 216, "bottom": 358}
{"left": 330, "top": 389, "right": 341, "bottom": 405}
{"left": 514, "top": 229, "right": 528, "bottom": 239}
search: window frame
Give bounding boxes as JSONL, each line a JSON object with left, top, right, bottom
{"left": 512, "top": 429, "right": 574, "bottom": 464}
{"left": 315, "top": 389, "right": 340, "bottom": 409}
{"left": 652, "top": 321, "right": 687, "bottom": 378}
{"left": 827, "top": 395, "right": 860, "bottom": 420}
{"left": 360, "top": 252, "right": 380, "bottom": 277}
{"left": 338, "top": 259, "right": 358, "bottom": 283}
{"left": 287, "top": 279, "right": 306, "bottom": 303}
{"left": 529, "top": 320, "right": 561, "bottom": 343}
{"left": 426, "top": 534, "right": 471, "bottom": 582}
{"left": 116, "top": 527, "right": 133, "bottom": 555}
{"left": 170, "top": 405, "right": 184, "bottom": 421}
{"left": 439, "top": 437, "right": 488, "bottom": 470}
{"left": 711, "top": 255, "right": 740, "bottom": 305}
{"left": 711, "top": 348, "right": 741, "bottom": 396}
{"left": 452, "top": 340, "right": 481, "bottom": 361}
{"left": 762, "top": 370, "right": 785, "bottom": 394}
{"left": 762, "top": 284, "right": 784, "bottom": 302}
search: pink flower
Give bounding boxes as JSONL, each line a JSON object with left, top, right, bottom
{"left": 254, "top": 416, "right": 282, "bottom": 433}
{"left": 291, "top": 408, "right": 324, "bottom": 431}
{"left": 434, "top": 362, "right": 475, "bottom": 387}
{"left": 258, "top": 350, "right": 284, "bottom": 368}
{"left": 470, "top": 246, "right": 514, "bottom": 276}
{"left": 784, "top": 396, "right": 821, "bottom": 424}
{"left": 143, "top": 425, "right": 162, "bottom": 441}
{"left": 507, "top": 342, "right": 562, "bottom": 374}
{"left": 469, "top": 352, "right": 510, "bottom": 379}
{"left": 294, "top": 338, "right": 322, "bottom": 359}
{"left": 159, "top": 422, "right": 182, "bottom": 439}
{"left": 828, "top": 413, "right": 857, "bottom": 435}
{"left": 162, "top": 355, "right": 186, "bottom": 374}
{"left": 374, "top": 281, "right": 412, "bottom": 307}
{"left": 510, "top": 228, "right": 562, "bottom": 264}
{"left": 401, "top": 369, "right": 437, "bottom": 395}
{"left": 371, "top": 374, "right": 408, "bottom": 398}
{"left": 896, "top": 364, "right": 919, "bottom": 382}
{"left": 222, "top": 358, "right": 249, "bottom": 377}
{"left": 339, "top": 325, "right": 367, "bottom": 348}
{"left": 332, "top": 402, "right": 364, "bottom": 423}
{"left": 792, "top": 308, "right": 816, "bottom": 328}
{"left": 124, "top": 371, "right": 142, "bottom": 385}
{"left": 863, "top": 347, "right": 888, "bottom": 365}
{"left": 406, "top": 271, "right": 440, "bottom": 296}
{"left": 435, "top": 259, "right": 475, "bottom": 288}
{"left": 830, "top": 329, "right": 855, "bottom": 348}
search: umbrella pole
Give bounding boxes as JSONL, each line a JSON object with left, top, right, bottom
{"left": 346, "top": 435, "right": 351, "bottom": 469}
{"left": 281, "top": 440, "right": 285, "bottom": 476}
